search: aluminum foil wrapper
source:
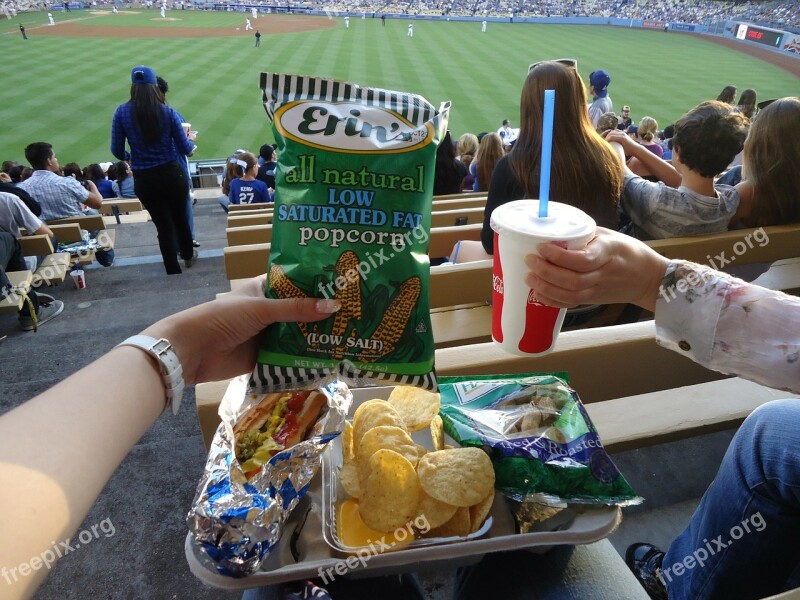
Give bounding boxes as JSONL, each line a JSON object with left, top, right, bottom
{"left": 187, "top": 377, "right": 352, "bottom": 577}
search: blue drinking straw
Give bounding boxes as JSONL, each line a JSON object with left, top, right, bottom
{"left": 538, "top": 89, "right": 556, "bottom": 218}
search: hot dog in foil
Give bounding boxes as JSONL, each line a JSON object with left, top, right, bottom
{"left": 187, "top": 378, "right": 352, "bottom": 577}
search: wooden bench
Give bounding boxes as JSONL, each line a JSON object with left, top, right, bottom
{"left": 227, "top": 212, "right": 273, "bottom": 228}
{"left": 99, "top": 198, "right": 145, "bottom": 224}
{"left": 17, "top": 235, "right": 70, "bottom": 287}
{"left": 431, "top": 196, "right": 486, "bottom": 211}
{"left": 228, "top": 202, "right": 273, "bottom": 212}
{"left": 0, "top": 271, "right": 32, "bottom": 314}
{"left": 432, "top": 191, "right": 486, "bottom": 201}
{"left": 430, "top": 207, "right": 485, "bottom": 227}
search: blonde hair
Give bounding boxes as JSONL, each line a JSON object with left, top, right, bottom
{"left": 638, "top": 116, "right": 658, "bottom": 143}
{"left": 457, "top": 133, "right": 479, "bottom": 168}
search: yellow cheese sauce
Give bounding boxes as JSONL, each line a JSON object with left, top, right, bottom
{"left": 336, "top": 499, "right": 414, "bottom": 551}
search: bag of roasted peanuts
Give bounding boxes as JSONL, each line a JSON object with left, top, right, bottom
{"left": 252, "top": 73, "right": 449, "bottom": 392}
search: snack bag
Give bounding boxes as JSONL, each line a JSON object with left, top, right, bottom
{"left": 438, "top": 374, "right": 641, "bottom": 506}
{"left": 253, "top": 74, "right": 449, "bottom": 392}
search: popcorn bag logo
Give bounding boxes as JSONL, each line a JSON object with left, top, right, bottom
{"left": 276, "top": 102, "right": 432, "bottom": 153}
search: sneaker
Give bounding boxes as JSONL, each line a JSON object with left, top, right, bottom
{"left": 19, "top": 299, "right": 65, "bottom": 332}
{"left": 626, "top": 543, "right": 668, "bottom": 600}
{"left": 37, "top": 292, "right": 55, "bottom": 304}
{"left": 184, "top": 248, "right": 199, "bottom": 269}
{"left": 192, "top": 239, "right": 201, "bottom": 248}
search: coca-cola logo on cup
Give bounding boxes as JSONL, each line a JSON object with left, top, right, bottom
{"left": 527, "top": 289, "right": 545, "bottom": 306}
{"left": 492, "top": 274, "right": 504, "bottom": 295}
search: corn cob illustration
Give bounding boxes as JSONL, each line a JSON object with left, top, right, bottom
{"left": 269, "top": 263, "right": 310, "bottom": 339}
{"left": 331, "top": 327, "right": 357, "bottom": 361}
{"left": 330, "top": 250, "right": 362, "bottom": 342}
{"left": 269, "top": 263, "right": 308, "bottom": 300}
{"left": 359, "top": 276, "right": 421, "bottom": 362}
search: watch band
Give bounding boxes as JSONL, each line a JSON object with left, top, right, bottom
{"left": 117, "top": 334, "right": 184, "bottom": 415}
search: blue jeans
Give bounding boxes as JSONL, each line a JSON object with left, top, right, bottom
{"left": 663, "top": 399, "right": 800, "bottom": 599}
{"left": 185, "top": 191, "right": 196, "bottom": 239}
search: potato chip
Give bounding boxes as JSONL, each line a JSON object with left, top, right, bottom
{"left": 340, "top": 459, "right": 361, "bottom": 498}
{"left": 417, "top": 448, "right": 495, "bottom": 507}
{"left": 430, "top": 414, "right": 445, "bottom": 452}
{"left": 353, "top": 400, "right": 406, "bottom": 452}
{"left": 469, "top": 491, "right": 495, "bottom": 533}
{"left": 387, "top": 386, "right": 441, "bottom": 432}
{"left": 415, "top": 444, "right": 428, "bottom": 458}
{"left": 415, "top": 490, "right": 458, "bottom": 530}
{"left": 342, "top": 421, "right": 354, "bottom": 461}
{"left": 358, "top": 425, "right": 418, "bottom": 470}
{"left": 359, "top": 449, "right": 421, "bottom": 533}
{"left": 424, "top": 506, "right": 470, "bottom": 538}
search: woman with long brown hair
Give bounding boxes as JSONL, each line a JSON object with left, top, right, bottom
{"left": 735, "top": 88, "right": 758, "bottom": 119}
{"left": 481, "top": 60, "right": 623, "bottom": 253}
{"left": 111, "top": 65, "right": 197, "bottom": 274}
{"left": 732, "top": 97, "right": 800, "bottom": 228}
{"left": 471, "top": 132, "right": 504, "bottom": 193}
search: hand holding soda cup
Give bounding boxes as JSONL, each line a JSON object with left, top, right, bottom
{"left": 491, "top": 200, "right": 595, "bottom": 356}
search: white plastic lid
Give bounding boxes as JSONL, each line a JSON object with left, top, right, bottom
{"left": 490, "top": 200, "right": 596, "bottom": 241}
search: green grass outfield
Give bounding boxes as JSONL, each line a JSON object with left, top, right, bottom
{"left": 1, "top": 10, "right": 798, "bottom": 165}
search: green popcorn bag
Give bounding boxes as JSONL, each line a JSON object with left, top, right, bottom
{"left": 253, "top": 74, "right": 449, "bottom": 392}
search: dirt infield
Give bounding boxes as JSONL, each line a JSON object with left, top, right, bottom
{"left": 33, "top": 14, "right": 334, "bottom": 38}
{"left": 682, "top": 31, "right": 800, "bottom": 78}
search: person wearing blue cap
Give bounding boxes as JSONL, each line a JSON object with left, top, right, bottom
{"left": 587, "top": 69, "right": 612, "bottom": 129}
{"left": 111, "top": 65, "right": 198, "bottom": 275}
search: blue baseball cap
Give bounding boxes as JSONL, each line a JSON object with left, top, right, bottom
{"left": 589, "top": 70, "right": 611, "bottom": 97}
{"left": 131, "top": 65, "right": 157, "bottom": 85}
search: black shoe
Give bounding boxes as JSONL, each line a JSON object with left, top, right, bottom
{"left": 626, "top": 543, "right": 668, "bottom": 600}
{"left": 192, "top": 239, "right": 200, "bottom": 248}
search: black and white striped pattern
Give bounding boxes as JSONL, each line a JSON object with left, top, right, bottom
{"left": 249, "top": 362, "right": 437, "bottom": 393}
{"left": 260, "top": 73, "right": 445, "bottom": 128}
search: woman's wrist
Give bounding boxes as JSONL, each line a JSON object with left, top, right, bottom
{"left": 634, "top": 248, "right": 670, "bottom": 312}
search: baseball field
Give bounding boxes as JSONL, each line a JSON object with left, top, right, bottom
{"left": 1, "top": 9, "right": 798, "bottom": 166}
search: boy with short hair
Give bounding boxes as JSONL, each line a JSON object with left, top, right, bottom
{"left": 605, "top": 101, "right": 749, "bottom": 240}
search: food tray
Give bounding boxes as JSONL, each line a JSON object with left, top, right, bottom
{"left": 185, "top": 387, "right": 621, "bottom": 590}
